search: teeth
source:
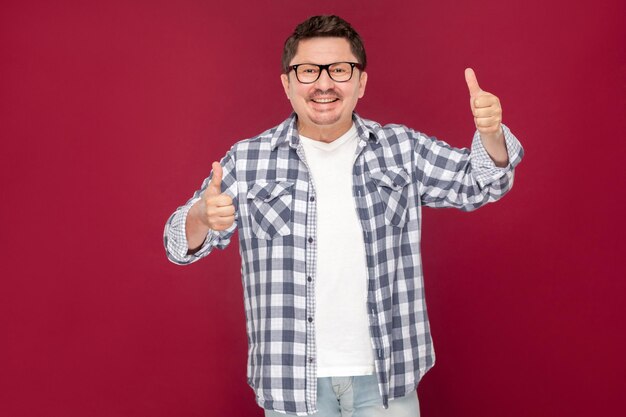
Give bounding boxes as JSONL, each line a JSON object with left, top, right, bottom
{"left": 312, "top": 98, "right": 337, "bottom": 103}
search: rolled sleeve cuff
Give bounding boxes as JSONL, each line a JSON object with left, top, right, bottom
{"left": 470, "top": 123, "right": 524, "bottom": 188}
{"left": 164, "top": 198, "right": 217, "bottom": 264}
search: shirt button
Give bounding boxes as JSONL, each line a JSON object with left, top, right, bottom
{"left": 307, "top": 276, "right": 312, "bottom": 282}
{"left": 309, "top": 357, "right": 314, "bottom": 363}
{"left": 308, "top": 237, "right": 313, "bottom": 243}
{"left": 309, "top": 196, "right": 315, "bottom": 202}
{"left": 307, "top": 317, "right": 313, "bottom": 323}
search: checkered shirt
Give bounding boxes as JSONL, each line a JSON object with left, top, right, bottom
{"left": 164, "top": 113, "right": 524, "bottom": 415}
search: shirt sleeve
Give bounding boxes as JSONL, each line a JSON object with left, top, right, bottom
{"left": 414, "top": 124, "right": 524, "bottom": 211}
{"left": 163, "top": 148, "right": 239, "bottom": 265}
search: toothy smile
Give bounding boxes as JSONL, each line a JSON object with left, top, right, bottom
{"left": 311, "top": 98, "right": 339, "bottom": 103}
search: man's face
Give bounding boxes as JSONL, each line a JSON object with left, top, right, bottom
{"left": 280, "top": 37, "right": 367, "bottom": 141}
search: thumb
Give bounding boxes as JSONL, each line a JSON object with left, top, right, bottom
{"left": 207, "top": 161, "right": 223, "bottom": 196}
{"left": 464, "top": 68, "right": 482, "bottom": 97}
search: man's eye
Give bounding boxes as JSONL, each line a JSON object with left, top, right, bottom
{"left": 331, "top": 68, "right": 348, "bottom": 74}
{"left": 300, "top": 67, "right": 319, "bottom": 74}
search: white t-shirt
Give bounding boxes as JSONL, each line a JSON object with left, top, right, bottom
{"left": 300, "top": 125, "right": 374, "bottom": 377}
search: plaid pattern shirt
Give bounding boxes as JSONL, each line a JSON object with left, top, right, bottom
{"left": 164, "top": 113, "right": 523, "bottom": 415}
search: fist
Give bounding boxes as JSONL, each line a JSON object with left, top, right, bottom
{"left": 198, "top": 161, "right": 235, "bottom": 231}
{"left": 465, "top": 68, "right": 503, "bottom": 138}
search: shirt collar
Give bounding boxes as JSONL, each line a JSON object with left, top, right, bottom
{"left": 270, "top": 112, "right": 379, "bottom": 150}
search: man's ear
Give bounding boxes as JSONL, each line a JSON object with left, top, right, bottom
{"left": 358, "top": 71, "right": 368, "bottom": 99}
{"left": 280, "top": 73, "right": 290, "bottom": 99}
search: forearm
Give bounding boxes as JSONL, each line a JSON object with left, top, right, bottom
{"left": 480, "top": 129, "right": 509, "bottom": 167}
{"left": 416, "top": 124, "right": 523, "bottom": 210}
{"left": 185, "top": 200, "right": 212, "bottom": 253}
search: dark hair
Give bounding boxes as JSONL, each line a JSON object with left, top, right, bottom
{"left": 281, "top": 15, "right": 367, "bottom": 74}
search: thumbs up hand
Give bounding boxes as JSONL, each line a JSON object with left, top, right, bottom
{"left": 195, "top": 161, "right": 235, "bottom": 231}
{"left": 464, "top": 68, "right": 509, "bottom": 166}
{"left": 206, "top": 161, "right": 224, "bottom": 198}
{"left": 465, "top": 68, "right": 503, "bottom": 141}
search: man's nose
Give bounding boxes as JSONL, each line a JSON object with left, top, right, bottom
{"left": 315, "top": 68, "right": 334, "bottom": 89}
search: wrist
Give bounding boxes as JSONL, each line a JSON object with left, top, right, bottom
{"left": 188, "top": 200, "right": 211, "bottom": 231}
{"left": 479, "top": 128, "right": 509, "bottom": 167}
{"left": 479, "top": 127, "right": 504, "bottom": 143}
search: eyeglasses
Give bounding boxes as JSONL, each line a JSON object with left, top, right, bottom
{"left": 288, "top": 62, "right": 363, "bottom": 84}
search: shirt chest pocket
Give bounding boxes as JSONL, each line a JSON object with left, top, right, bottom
{"left": 369, "top": 167, "right": 411, "bottom": 228}
{"left": 246, "top": 181, "right": 294, "bottom": 240}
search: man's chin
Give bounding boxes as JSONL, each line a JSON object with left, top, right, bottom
{"left": 306, "top": 110, "right": 343, "bottom": 126}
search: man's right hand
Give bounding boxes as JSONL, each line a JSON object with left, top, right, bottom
{"left": 195, "top": 161, "right": 235, "bottom": 231}
{"left": 186, "top": 162, "right": 235, "bottom": 251}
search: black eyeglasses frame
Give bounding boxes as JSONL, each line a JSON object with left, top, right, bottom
{"left": 288, "top": 62, "right": 364, "bottom": 84}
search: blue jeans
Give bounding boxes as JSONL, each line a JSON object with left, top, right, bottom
{"left": 263, "top": 374, "right": 420, "bottom": 417}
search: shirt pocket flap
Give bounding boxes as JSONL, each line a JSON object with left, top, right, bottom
{"left": 247, "top": 181, "right": 294, "bottom": 202}
{"left": 369, "top": 167, "right": 411, "bottom": 190}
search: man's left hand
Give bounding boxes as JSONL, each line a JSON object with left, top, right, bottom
{"left": 465, "top": 68, "right": 503, "bottom": 141}
{"left": 465, "top": 68, "right": 508, "bottom": 166}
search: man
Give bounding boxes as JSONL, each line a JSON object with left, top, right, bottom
{"left": 164, "top": 15, "right": 523, "bottom": 417}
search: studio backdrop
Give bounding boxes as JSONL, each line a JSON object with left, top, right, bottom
{"left": 1, "top": 1, "right": 624, "bottom": 416}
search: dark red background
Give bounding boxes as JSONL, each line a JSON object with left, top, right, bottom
{"left": 1, "top": 1, "right": 624, "bottom": 416}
